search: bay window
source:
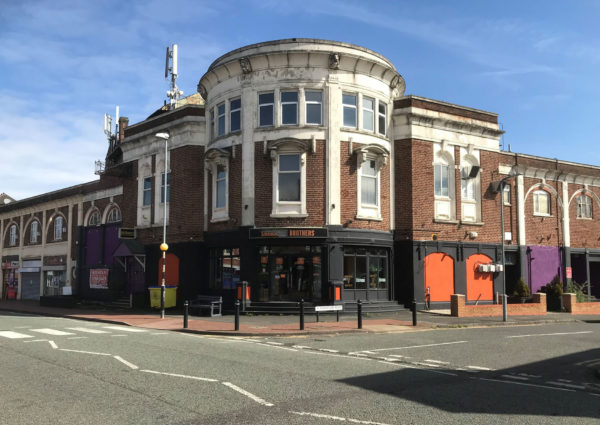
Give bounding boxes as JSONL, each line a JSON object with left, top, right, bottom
{"left": 305, "top": 91, "right": 322, "bottom": 125}
{"left": 343, "top": 93, "right": 357, "bottom": 128}
{"left": 259, "top": 92, "right": 274, "bottom": 127}
{"left": 281, "top": 91, "right": 298, "bottom": 125}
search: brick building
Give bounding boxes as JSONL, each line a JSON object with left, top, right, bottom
{"left": 1, "top": 39, "right": 599, "bottom": 309}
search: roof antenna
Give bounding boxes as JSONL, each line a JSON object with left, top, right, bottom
{"left": 97, "top": 105, "right": 119, "bottom": 175}
{"left": 165, "top": 44, "right": 184, "bottom": 109}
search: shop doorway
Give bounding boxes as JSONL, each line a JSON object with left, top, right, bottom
{"left": 21, "top": 272, "right": 40, "bottom": 300}
{"left": 256, "top": 245, "right": 322, "bottom": 302}
{"left": 424, "top": 252, "right": 454, "bottom": 303}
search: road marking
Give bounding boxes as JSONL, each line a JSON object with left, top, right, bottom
{"left": 113, "top": 355, "right": 138, "bottom": 370}
{"left": 381, "top": 357, "right": 401, "bottom": 362}
{"left": 518, "top": 373, "right": 541, "bottom": 378}
{"left": 266, "top": 341, "right": 283, "bottom": 345}
{"left": 414, "top": 362, "right": 440, "bottom": 368}
{"left": 110, "top": 335, "right": 127, "bottom": 337}
{"left": 48, "top": 341, "right": 58, "bottom": 349}
{"left": 389, "top": 355, "right": 410, "bottom": 359}
{"left": 290, "top": 410, "right": 392, "bottom": 425}
{"left": 319, "top": 348, "right": 339, "bottom": 353}
{"left": 366, "top": 341, "right": 468, "bottom": 353}
{"left": 140, "top": 369, "right": 218, "bottom": 382}
{"left": 14, "top": 326, "right": 32, "bottom": 329}
{"left": 501, "top": 375, "right": 530, "bottom": 381}
{"left": 222, "top": 382, "right": 274, "bottom": 407}
{"left": 478, "top": 377, "right": 576, "bottom": 392}
{"left": 424, "top": 359, "right": 449, "bottom": 364}
{"left": 466, "top": 365, "right": 493, "bottom": 371}
{"left": 546, "top": 381, "right": 586, "bottom": 390}
{"left": 31, "top": 328, "right": 75, "bottom": 336}
{"left": 67, "top": 337, "right": 88, "bottom": 340}
{"left": 103, "top": 326, "right": 148, "bottom": 332}
{"left": 0, "top": 331, "right": 32, "bottom": 339}
{"left": 304, "top": 350, "right": 373, "bottom": 361}
{"left": 292, "top": 345, "right": 312, "bottom": 349}
{"left": 377, "top": 361, "right": 458, "bottom": 376}
{"left": 507, "top": 331, "right": 593, "bottom": 338}
{"left": 255, "top": 342, "right": 298, "bottom": 352}
{"left": 151, "top": 332, "right": 170, "bottom": 335}
{"left": 60, "top": 349, "right": 111, "bottom": 356}
{"left": 23, "top": 339, "right": 47, "bottom": 343}
{"left": 66, "top": 327, "right": 110, "bottom": 334}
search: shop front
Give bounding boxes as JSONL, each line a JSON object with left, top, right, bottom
{"left": 1, "top": 257, "right": 19, "bottom": 300}
{"left": 19, "top": 259, "right": 42, "bottom": 300}
{"left": 42, "top": 255, "right": 68, "bottom": 297}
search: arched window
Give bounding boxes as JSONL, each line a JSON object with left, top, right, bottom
{"left": 576, "top": 194, "right": 592, "bottom": 219}
{"left": 106, "top": 207, "right": 122, "bottom": 223}
{"left": 88, "top": 210, "right": 101, "bottom": 226}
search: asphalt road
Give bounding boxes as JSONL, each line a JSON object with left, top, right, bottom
{"left": 0, "top": 312, "right": 598, "bottom": 424}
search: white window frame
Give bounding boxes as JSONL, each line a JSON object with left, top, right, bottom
{"left": 305, "top": 90, "right": 322, "bottom": 125}
{"left": 217, "top": 103, "right": 226, "bottom": 136}
{"left": 30, "top": 220, "right": 39, "bottom": 244}
{"left": 460, "top": 163, "right": 480, "bottom": 223}
{"left": 362, "top": 96, "right": 375, "bottom": 132}
{"left": 433, "top": 146, "right": 455, "bottom": 221}
{"left": 377, "top": 101, "right": 387, "bottom": 136}
{"left": 280, "top": 90, "right": 299, "bottom": 125}
{"left": 533, "top": 190, "right": 551, "bottom": 216}
{"left": 54, "top": 216, "right": 64, "bottom": 241}
{"left": 88, "top": 210, "right": 101, "bottom": 226}
{"left": 258, "top": 92, "right": 274, "bottom": 127}
{"left": 270, "top": 146, "right": 307, "bottom": 217}
{"left": 434, "top": 163, "right": 450, "bottom": 198}
{"left": 229, "top": 97, "right": 241, "bottom": 132}
{"left": 9, "top": 224, "right": 17, "bottom": 246}
{"left": 342, "top": 93, "right": 357, "bottom": 128}
{"left": 206, "top": 150, "right": 230, "bottom": 222}
{"left": 356, "top": 152, "right": 384, "bottom": 220}
{"left": 106, "top": 207, "right": 122, "bottom": 223}
{"left": 576, "top": 194, "right": 592, "bottom": 219}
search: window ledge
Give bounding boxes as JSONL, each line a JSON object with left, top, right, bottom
{"left": 533, "top": 213, "right": 552, "bottom": 218}
{"left": 270, "top": 213, "right": 308, "bottom": 218}
{"left": 355, "top": 214, "right": 383, "bottom": 222}
{"left": 576, "top": 216, "right": 593, "bottom": 220}
{"left": 460, "top": 220, "right": 485, "bottom": 226}
{"left": 210, "top": 216, "right": 230, "bottom": 223}
{"left": 433, "top": 218, "right": 459, "bottom": 224}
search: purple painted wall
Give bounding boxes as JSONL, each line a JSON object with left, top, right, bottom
{"left": 526, "top": 246, "right": 563, "bottom": 293}
{"left": 103, "top": 225, "right": 119, "bottom": 266}
{"left": 85, "top": 228, "right": 102, "bottom": 266}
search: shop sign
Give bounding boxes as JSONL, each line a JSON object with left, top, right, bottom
{"left": 2, "top": 261, "right": 19, "bottom": 269}
{"left": 119, "top": 228, "right": 136, "bottom": 239}
{"left": 249, "top": 228, "right": 328, "bottom": 239}
{"left": 23, "top": 260, "right": 42, "bottom": 268}
{"left": 44, "top": 255, "right": 66, "bottom": 266}
{"left": 89, "top": 269, "right": 109, "bottom": 289}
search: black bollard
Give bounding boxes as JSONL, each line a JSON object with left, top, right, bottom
{"left": 412, "top": 299, "right": 417, "bottom": 326}
{"left": 183, "top": 300, "right": 189, "bottom": 329}
{"left": 299, "top": 298, "right": 305, "bottom": 330}
{"left": 357, "top": 299, "right": 362, "bottom": 329}
{"left": 234, "top": 299, "right": 240, "bottom": 331}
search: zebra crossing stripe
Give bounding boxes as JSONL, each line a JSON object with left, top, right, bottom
{"left": 31, "top": 329, "right": 75, "bottom": 336}
{"left": 0, "top": 331, "right": 32, "bottom": 339}
{"left": 66, "top": 327, "right": 110, "bottom": 334}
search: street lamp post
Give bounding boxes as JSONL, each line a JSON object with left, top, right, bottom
{"left": 156, "top": 132, "right": 170, "bottom": 319}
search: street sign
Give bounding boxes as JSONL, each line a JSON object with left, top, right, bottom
{"left": 315, "top": 305, "right": 343, "bottom": 312}
{"left": 566, "top": 267, "right": 572, "bottom": 279}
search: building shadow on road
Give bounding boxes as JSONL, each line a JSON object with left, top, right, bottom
{"left": 339, "top": 349, "right": 600, "bottom": 419}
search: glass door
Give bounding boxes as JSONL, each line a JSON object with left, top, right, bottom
{"left": 343, "top": 247, "right": 389, "bottom": 301}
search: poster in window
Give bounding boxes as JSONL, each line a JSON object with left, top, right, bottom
{"left": 90, "top": 269, "right": 109, "bottom": 289}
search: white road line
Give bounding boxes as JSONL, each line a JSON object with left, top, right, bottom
{"left": 103, "top": 326, "right": 148, "bottom": 333}
{"left": 23, "top": 339, "right": 47, "bottom": 343}
{"left": 222, "top": 382, "right": 274, "bottom": 407}
{"left": 14, "top": 326, "right": 32, "bottom": 329}
{"left": 266, "top": 341, "right": 283, "bottom": 345}
{"left": 59, "top": 349, "right": 112, "bottom": 356}
{"left": 507, "top": 331, "right": 593, "bottom": 338}
{"left": 546, "top": 381, "right": 586, "bottom": 390}
{"left": 414, "top": 362, "right": 440, "bottom": 368}
{"left": 290, "top": 410, "right": 392, "bottom": 425}
{"left": 478, "top": 377, "right": 576, "bottom": 392}
{"left": 31, "top": 329, "right": 75, "bottom": 336}
{"left": 377, "top": 361, "right": 458, "bottom": 376}
{"left": 140, "top": 369, "right": 218, "bottom": 382}
{"left": 66, "top": 327, "right": 110, "bottom": 334}
{"left": 292, "top": 345, "right": 312, "bottom": 349}
{"left": 254, "top": 342, "right": 298, "bottom": 352}
{"left": 518, "top": 373, "right": 541, "bottom": 378}
{"left": 424, "top": 359, "right": 449, "bottom": 364}
{"left": 381, "top": 357, "right": 400, "bottom": 362}
{"left": 48, "top": 341, "right": 58, "bottom": 349}
{"left": 319, "top": 348, "right": 339, "bottom": 353}
{"left": 110, "top": 335, "right": 127, "bottom": 337}
{"left": 367, "top": 341, "right": 468, "bottom": 352}
{"left": 466, "top": 365, "right": 493, "bottom": 371}
{"left": 113, "top": 355, "right": 138, "bottom": 370}
{"left": 0, "top": 331, "right": 32, "bottom": 339}
{"left": 501, "top": 375, "right": 530, "bottom": 381}
{"left": 67, "top": 337, "right": 88, "bottom": 340}
{"left": 151, "top": 332, "right": 170, "bottom": 335}
{"left": 304, "top": 350, "right": 373, "bottom": 361}
{"left": 389, "top": 355, "right": 410, "bottom": 359}
{"left": 557, "top": 379, "right": 572, "bottom": 383}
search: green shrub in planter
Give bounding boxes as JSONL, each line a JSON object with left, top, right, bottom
{"left": 565, "top": 281, "right": 587, "bottom": 303}
{"left": 541, "top": 275, "right": 564, "bottom": 311}
{"left": 512, "top": 278, "right": 530, "bottom": 298}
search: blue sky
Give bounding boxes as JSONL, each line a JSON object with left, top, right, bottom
{"left": 1, "top": 0, "right": 598, "bottom": 200}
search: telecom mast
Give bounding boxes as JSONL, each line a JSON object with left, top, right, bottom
{"left": 165, "top": 44, "right": 183, "bottom": 109}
